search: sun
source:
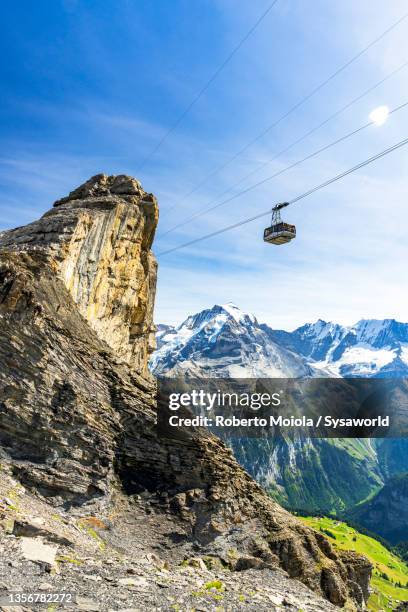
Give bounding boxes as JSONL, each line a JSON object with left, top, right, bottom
{"left": 369, "top": 105, "right": 390, "bottom": 126}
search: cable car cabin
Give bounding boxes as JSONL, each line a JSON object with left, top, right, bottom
{"left": 264, "top": 222, "right": 296, "bottom": 244}
{"left": 263, "top": 202, "right": 296, "bottom": 245}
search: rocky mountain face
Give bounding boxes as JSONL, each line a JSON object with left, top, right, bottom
{"left": 265, "top": 318, "right": 408, "bottom": 377}
{"left": 228, "top": 437, "right": 384, "bottom": 514}
{"left": 0, "top": 176, "right": 372, "bottom": 610}
{"left": 152, "top": 304, "right": 408, "bottom": 520}
{"left": 0, "top": 173, "right": 158, "bottom": 377}
{"left": 153, "top": 305, "right": 408, "bottom": 379}
{"left": 0, "top": 173, "right": 159, "bottom": 502}
{"left": 152, "top": 303, "right": 321, "bottom": 377}
{"left": 348, "top": 473, "right": 408, "bottom": 544}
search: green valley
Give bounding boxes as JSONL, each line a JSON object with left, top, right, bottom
{"left": 230, "top": 437, "right": 384, "bottom": 513}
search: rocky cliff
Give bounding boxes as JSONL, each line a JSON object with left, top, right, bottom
{"left": 349, "top": 472, "right": 408, "bottom": 544}
{"left": 0, "top": 173, "right": 158, "bottom": 376}
{"left": 0, "top": 175, "right": 371, "bottom": 610}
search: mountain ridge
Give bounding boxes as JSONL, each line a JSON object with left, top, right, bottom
{"left": 151, "top": 303, "right": 408, "bottom": 526}
{"left": 152, "top": 302, "right": 327, "bottom": 378}
{"left": 152, "top": 303, "right": 408, "bottom": 379}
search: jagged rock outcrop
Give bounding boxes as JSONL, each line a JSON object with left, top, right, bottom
{"left": 0, "top": 175, "right": 371, "bottom": 609}
{"left": 0, "top": 173, "right": 158, "bottom": 375}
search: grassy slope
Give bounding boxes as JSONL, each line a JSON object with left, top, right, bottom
{"left": 300, "top": 517, "right": 408, "bottom": 611}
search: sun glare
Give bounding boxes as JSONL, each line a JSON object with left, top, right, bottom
{"left": 369, "top": 105, "right": 390, "bottom": 126}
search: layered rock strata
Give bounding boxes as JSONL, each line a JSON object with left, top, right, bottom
{"left": 0, "top": 175, "right": 371, "bottom": 609}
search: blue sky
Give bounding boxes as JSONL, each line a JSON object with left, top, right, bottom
{"left": 1, "top": 0, "right": 408, "bottom": 329}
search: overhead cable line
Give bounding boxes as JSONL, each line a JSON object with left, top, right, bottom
{"left": 136, "top": 0, "right": 280, "bottom": 172}
{"left": 161, "top": 59, "right": 408, "bottom": 236}
{"left": 161, "top": 9, "right": 408, "bottom": 216}
{"left": 160, "top": 99, "right": 408, "bottom": 236}
{"left": 158, "top": 135, "right": 408, "bottom": 256}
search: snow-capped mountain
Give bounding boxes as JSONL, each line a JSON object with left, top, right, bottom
{"left": 150, "top": 304, "right": 408, "bottom": 518}
{"left": 150, "top": 303, "right": 321, "bottom": 378}
{"left": 151, "top": 304, "right": 408, "bottom": 378}
{"left": 264, "top": 318, "right": 408, "bottom": 377}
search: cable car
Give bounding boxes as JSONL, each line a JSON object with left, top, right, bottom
{"left": 263, "top": 202, "right": 296, "bottom": 245}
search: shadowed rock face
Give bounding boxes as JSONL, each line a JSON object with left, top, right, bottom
{"left": 349, "top": 472, "right": 408, "bottom": 544}
{"left": 0, "top": 175, "right": 371, "bottom": 609}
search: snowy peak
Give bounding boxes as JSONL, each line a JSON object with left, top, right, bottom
{"left": 150, "top": 303, "right": 256, "bottom": 376}
{"left": 263, "top": 319, "right": 349, "bottom": 362}
{"left": 291, "top": 317, "right": 408, "bottom": 348}
{"left": 182, "top": 303, "right": 256, "bottom": 333}
{"left": 150, "top": 303, "right": 317, "bottom": 378}
{"left": 353, "top": 319, "right": 408, "bottom": 348}
{"left": 151, "top": 305, "right": 408, "bottom": 379}
{"left": 293, "top": 320, "right": 348, "bottom": 360}
{"left": 221, "top": 303, "right": 257, "bottom": 325}
{"left": 295, "top": 319, "right": 345, "bottom": 341}
{"left": 283, "top": 317, "right": 408, "bottom": 377}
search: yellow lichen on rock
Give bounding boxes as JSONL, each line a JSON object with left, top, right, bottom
{"left": 0, "top": 174, "right": 159, "bottom": 377}
{"left": 58, "top": 198, "right": 158, "bottom": 374}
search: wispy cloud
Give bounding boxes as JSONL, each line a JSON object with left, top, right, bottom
{"left": 1, "top": 0, "right": 408, "bottom": 328}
